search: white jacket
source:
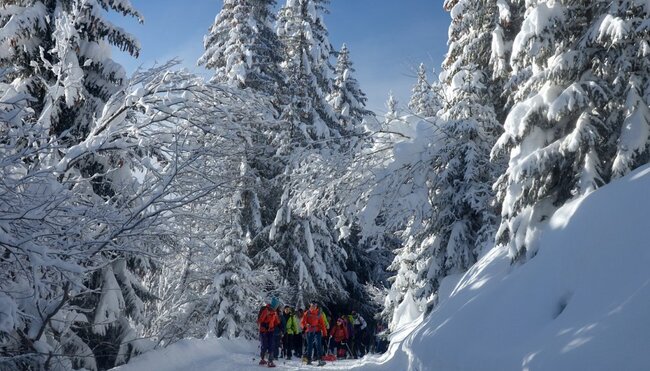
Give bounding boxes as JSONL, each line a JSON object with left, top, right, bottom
{"left": 352, "top": 314, "right": 367, "bottom": 330}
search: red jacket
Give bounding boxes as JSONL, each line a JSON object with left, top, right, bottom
{"left": 258, "top": 305, "right": 280, "bottom": 333}
{"left": 330, "top": 323, "right": 348, "bottom": 342}
{"left": 301, "top": 308, "right": 327, "bottom": 336}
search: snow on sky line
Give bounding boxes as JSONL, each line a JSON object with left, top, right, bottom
{"left": 113, "top": 165, "right": 650, "bottom": 371}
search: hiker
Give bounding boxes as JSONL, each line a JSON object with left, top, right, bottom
{"left": 258, "top": 298, "right": 281, "bottom": 367}
{"left": 301, "top": 301, "right": 327, "bottom": 366}
{"left": 373, "top": 321, "right": 388, "bottom": 354}
{"left": 296, "top": 308, "right": 305, "bottom": 358}
{"left": 344, "top": 313, "right": 355, "bottom": 355}
{"left": 320, "top": 309, "right": 330, "bottom": 356}
{"left": 329, "top": 317, "right": 349, "bottom": 358}
{"left": 350, "top": 310, "right": 367, "bottom": 358}
{"left": 282, "top": 306, "right": 300, "bottom": 360}
{"left": 273, "top": 307, "right": 282, "bottom": 359}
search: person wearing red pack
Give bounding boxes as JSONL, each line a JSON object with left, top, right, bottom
{"left": 258, "top": 298, "right": 281, "bottom": 368}
{"left": 300, "top": 301, "right": 327, "bottom": 366}
{"left": 329, "top": 317, "right": 349, "bottom": 357}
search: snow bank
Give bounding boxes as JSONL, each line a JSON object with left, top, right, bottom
{"left": 112, "top": 338, "right": 259, "bottom": 371}
{"left": 388, "top": 164, "right": 650, "bottom": 371}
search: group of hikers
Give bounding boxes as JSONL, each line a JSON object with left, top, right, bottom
{"left": 257, "top": 298, "right": 387, "bottom": 367}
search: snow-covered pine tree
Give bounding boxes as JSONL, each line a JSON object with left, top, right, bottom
{"left": 419, "top": 0, "right": 502, "bottom": 292}
{"left": 328, "top": 44, "right": 372, "bottom": 141}
{"left": 602, "top": 0, "right": 650, "bottom": 177}
{"left": 276, "top": 0, "right": 338, "bottom": 143}
{"left": 198, "top": 0, "right": 283, "bottom": 95}
{"left": 255, "top": 0, "right": 355, "bottom": 307}
{"left": 355, "top": 111, "right": 441, "bottom": 327}
{"left": 408, "top": 63, "right": 441, "bottom": 118}
{"left": 492, "top": 0, "right": 650, "bottom": 261}
{"left": 316, "top": 43, "right": 397, "bottom": 314}
{"left": 198, "top": 0, "right": 289, "bottom": 269}
{"left": 205, "top": 218, "right": 259, "bottom": 339}
{"left": 378, "top": 0, "right": 503, "bottom": 328}
{"left": 198, "top": 0, "right": 292, "bottom": 338}
{"left": 416, "top": 64, "right": 501, "bottom": 301}
{"left": 205, "top": 155, "right": 275, "bottom": 340}
{"left": 385, "top": 91, "right": 399, "bottom": 121}
{"left": 0, "top": 0, "right": 141, "bottom": 150}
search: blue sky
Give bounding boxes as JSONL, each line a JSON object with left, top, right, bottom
{"left": 110, "top": 0, "right": 450, "bottom": 112}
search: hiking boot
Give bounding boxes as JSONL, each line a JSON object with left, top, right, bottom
{"left": 317, "top": 360, "right": 326, "bottom": 366}
{"left": 267, "top": 361, "right": 276, "bottom": 368}
{"left": 259, "top": 359, "right": 267, "bottom": 365}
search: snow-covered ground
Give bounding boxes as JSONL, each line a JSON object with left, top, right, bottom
{"left": 111, "top": 337, "right": 400, "bottom": 371}
{"left": 113, "top": 164, "right": 650, "bottom": 371}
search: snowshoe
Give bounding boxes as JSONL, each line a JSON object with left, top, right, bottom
{"left": 259, "top": 359, "right": 267, "bottom": 365}
{"left": 267, "top": 361, "right": 276, "bottom": 368}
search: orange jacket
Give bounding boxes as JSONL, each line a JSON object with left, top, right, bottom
{"left": 301, "top": 308, "right": 327, "bottom": 336}
{"left": 258, "top": 305, "right": 280, "bottom": 333}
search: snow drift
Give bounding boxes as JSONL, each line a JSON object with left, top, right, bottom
{"left": 381, "top": 164, "right": 650, "bottom": 371}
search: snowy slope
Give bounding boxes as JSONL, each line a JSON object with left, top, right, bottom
{"left": 382, "top": 164, "right": 650, "bottom": 371}
{"left": 112, "top": 165, "right": 650, "bottom": 371}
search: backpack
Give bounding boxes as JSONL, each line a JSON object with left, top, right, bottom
{"left": 304, "top": 309, "right": 321, "bottom": 332}
{"left": 258, "top": 307, "right": 275, "bottom": 333}
{"left": 346, "top": 316, "right": 354, "bottom": 337}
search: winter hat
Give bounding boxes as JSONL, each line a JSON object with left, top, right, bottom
{"left": 270, "top": 297, "right": 280, "bottom": 310}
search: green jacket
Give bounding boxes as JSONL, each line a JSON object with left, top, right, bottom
{"left": 286, "top": 314, "right": 300, "bottom": 335}
{"left": 321, "top": 312, "right": 329, "bottom": 330}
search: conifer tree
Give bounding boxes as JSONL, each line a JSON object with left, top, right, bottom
{"left": 0, "top": 0, "right": 141, "bottom": 148}
{"left": 415, "top": 0, "right": 502, "bottom": 296}
{"left": 205, "top": 219, "right": 259, "bottom": 339}
{"left": 385, "top": 91, "right": 399, "bottom": 121}
{"left": 493, "top": 0, "right": 650, "bottom": 261}
{"left": 257, "top": 0, "right": 356, "bottom": 307}
{"left": 198, "top": 0, "right": 283, "bottom": 95}
{"left": 328, "top": 44, "right": 372, "bottom": 139}
{"left": 416, "top": 66, "right": 500, "bottom": 300}
{"left": 382, "top": 0, "right": 503, "bottom": 327}
{"left": 199, "top": 0, "right": 286, "bottom": 300}
{"left": 408, "top": 63, "right": 440, "bottom": 117}
{"left": 276, "top": 0, "right": 338, "bottom": 143}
